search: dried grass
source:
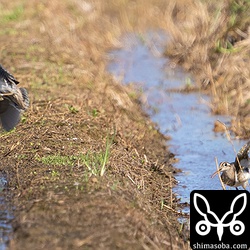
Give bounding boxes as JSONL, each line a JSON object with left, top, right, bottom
{"left": 165, "top": 0, "right": 250, "bottom": 138}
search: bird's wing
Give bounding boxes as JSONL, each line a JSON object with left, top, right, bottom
{"left": 0, "top": 65, "right": 19, "bottom": 88}
{"left": 5, "top": 87, "right": 30, "bottom": 110}
{"left": 235, "top": 141, "right": 250, "bottom": 170}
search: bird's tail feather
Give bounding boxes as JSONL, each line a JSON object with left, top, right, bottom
{"left": 19, "top": 87, "right": 29, "bottom": 110}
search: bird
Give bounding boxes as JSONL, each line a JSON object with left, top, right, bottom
{"left": 0, "top": 65, "right": 29, "bottom": 131}
{"left": 211, "top": 141, "right": 250, "bottom": 190}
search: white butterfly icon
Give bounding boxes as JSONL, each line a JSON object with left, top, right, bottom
{"left": 193, "top": 193, "right": 247, "bottom": 241}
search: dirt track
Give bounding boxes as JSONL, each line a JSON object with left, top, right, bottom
{"left": 0, "top": 0, "right": 189, "bottom": 249}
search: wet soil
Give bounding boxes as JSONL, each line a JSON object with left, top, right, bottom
{"left": 0, "top": 0, "right": 188, "bottom": 249}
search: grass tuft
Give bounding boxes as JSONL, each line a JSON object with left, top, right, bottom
{"left": 0, "top": 5, "right": 24, "bottom": 23}
{"left": 37, "top": 132, "right": 115, "bottom": 177}
{"left": 38, "top": 155, "right": 77, "bottom": 166}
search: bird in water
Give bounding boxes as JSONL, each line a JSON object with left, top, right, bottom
{"left": 0, "top": 65, "right": 29, "bottom": 131}
{"left": 211, "top": 141, "right": 250, "bottom": 190}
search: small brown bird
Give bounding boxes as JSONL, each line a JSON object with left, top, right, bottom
{"left": 211, "top": 141, "right": 250, "bottom": 190}
{"left": 0, "top": 65, "right": 29, "bottom": 131}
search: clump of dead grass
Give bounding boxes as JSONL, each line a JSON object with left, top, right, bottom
{"left": 165, "top": 0, "right": 250, "bottom": 138}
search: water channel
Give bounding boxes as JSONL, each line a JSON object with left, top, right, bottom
{"left": 107, "top": 32, "right": 248, "bottom": 212}
{"left": 0, "top": 174, "right": 13, "bottom": 250}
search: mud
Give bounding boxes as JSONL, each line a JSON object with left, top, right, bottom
{"left": 0, "top": 0, "right": 189, "bottom": 249}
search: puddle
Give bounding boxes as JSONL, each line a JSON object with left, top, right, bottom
{"left": 107, "top": 32, "right": 248, "bottom": 211}
{"left": 0, "top": 174, "right": 14, "bottom": 250}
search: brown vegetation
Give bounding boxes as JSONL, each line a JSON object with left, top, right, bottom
{"left": 165, "top": 0, "right": 250, "bottom": 138}
{"left": 2, "top": 0, "right": 247, "bottom": 248}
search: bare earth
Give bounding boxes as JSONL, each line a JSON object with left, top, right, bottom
{"left": 3, "top": 0, "right": 248, "bottom": 248}
{"left": 0, "top": 0, "right": 189, "bottom": 249}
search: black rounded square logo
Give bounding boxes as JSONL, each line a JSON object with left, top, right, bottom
{"left": 190, "top": 190, "right": 249, "bottom": 250}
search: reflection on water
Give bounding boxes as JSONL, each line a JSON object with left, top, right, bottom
{"left": 107, "top": 32, "right": 248, "bottom": 208}
{"left": 0, "top": 174, "right": 13, "bottom": 250}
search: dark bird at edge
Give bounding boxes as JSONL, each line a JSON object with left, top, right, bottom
{"left": 0, "top": 65, "right": 29, "bottom": 131}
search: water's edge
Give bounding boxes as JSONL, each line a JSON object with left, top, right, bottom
{"left": 107, "top": 32, "right": 248, "bottom": 211}
{"left": 0, "top": 174, "right": 13, "bottom": 250}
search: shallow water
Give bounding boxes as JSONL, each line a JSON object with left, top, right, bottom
{"left": 0, "top": 175, "right": 13, "bottom": 250}
{"left": 107, "top": 32, "right": 248, "bottom": 209}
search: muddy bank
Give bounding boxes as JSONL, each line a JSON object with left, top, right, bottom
{"left": 0, "top": 0, "right": 189, "bottom": 249}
